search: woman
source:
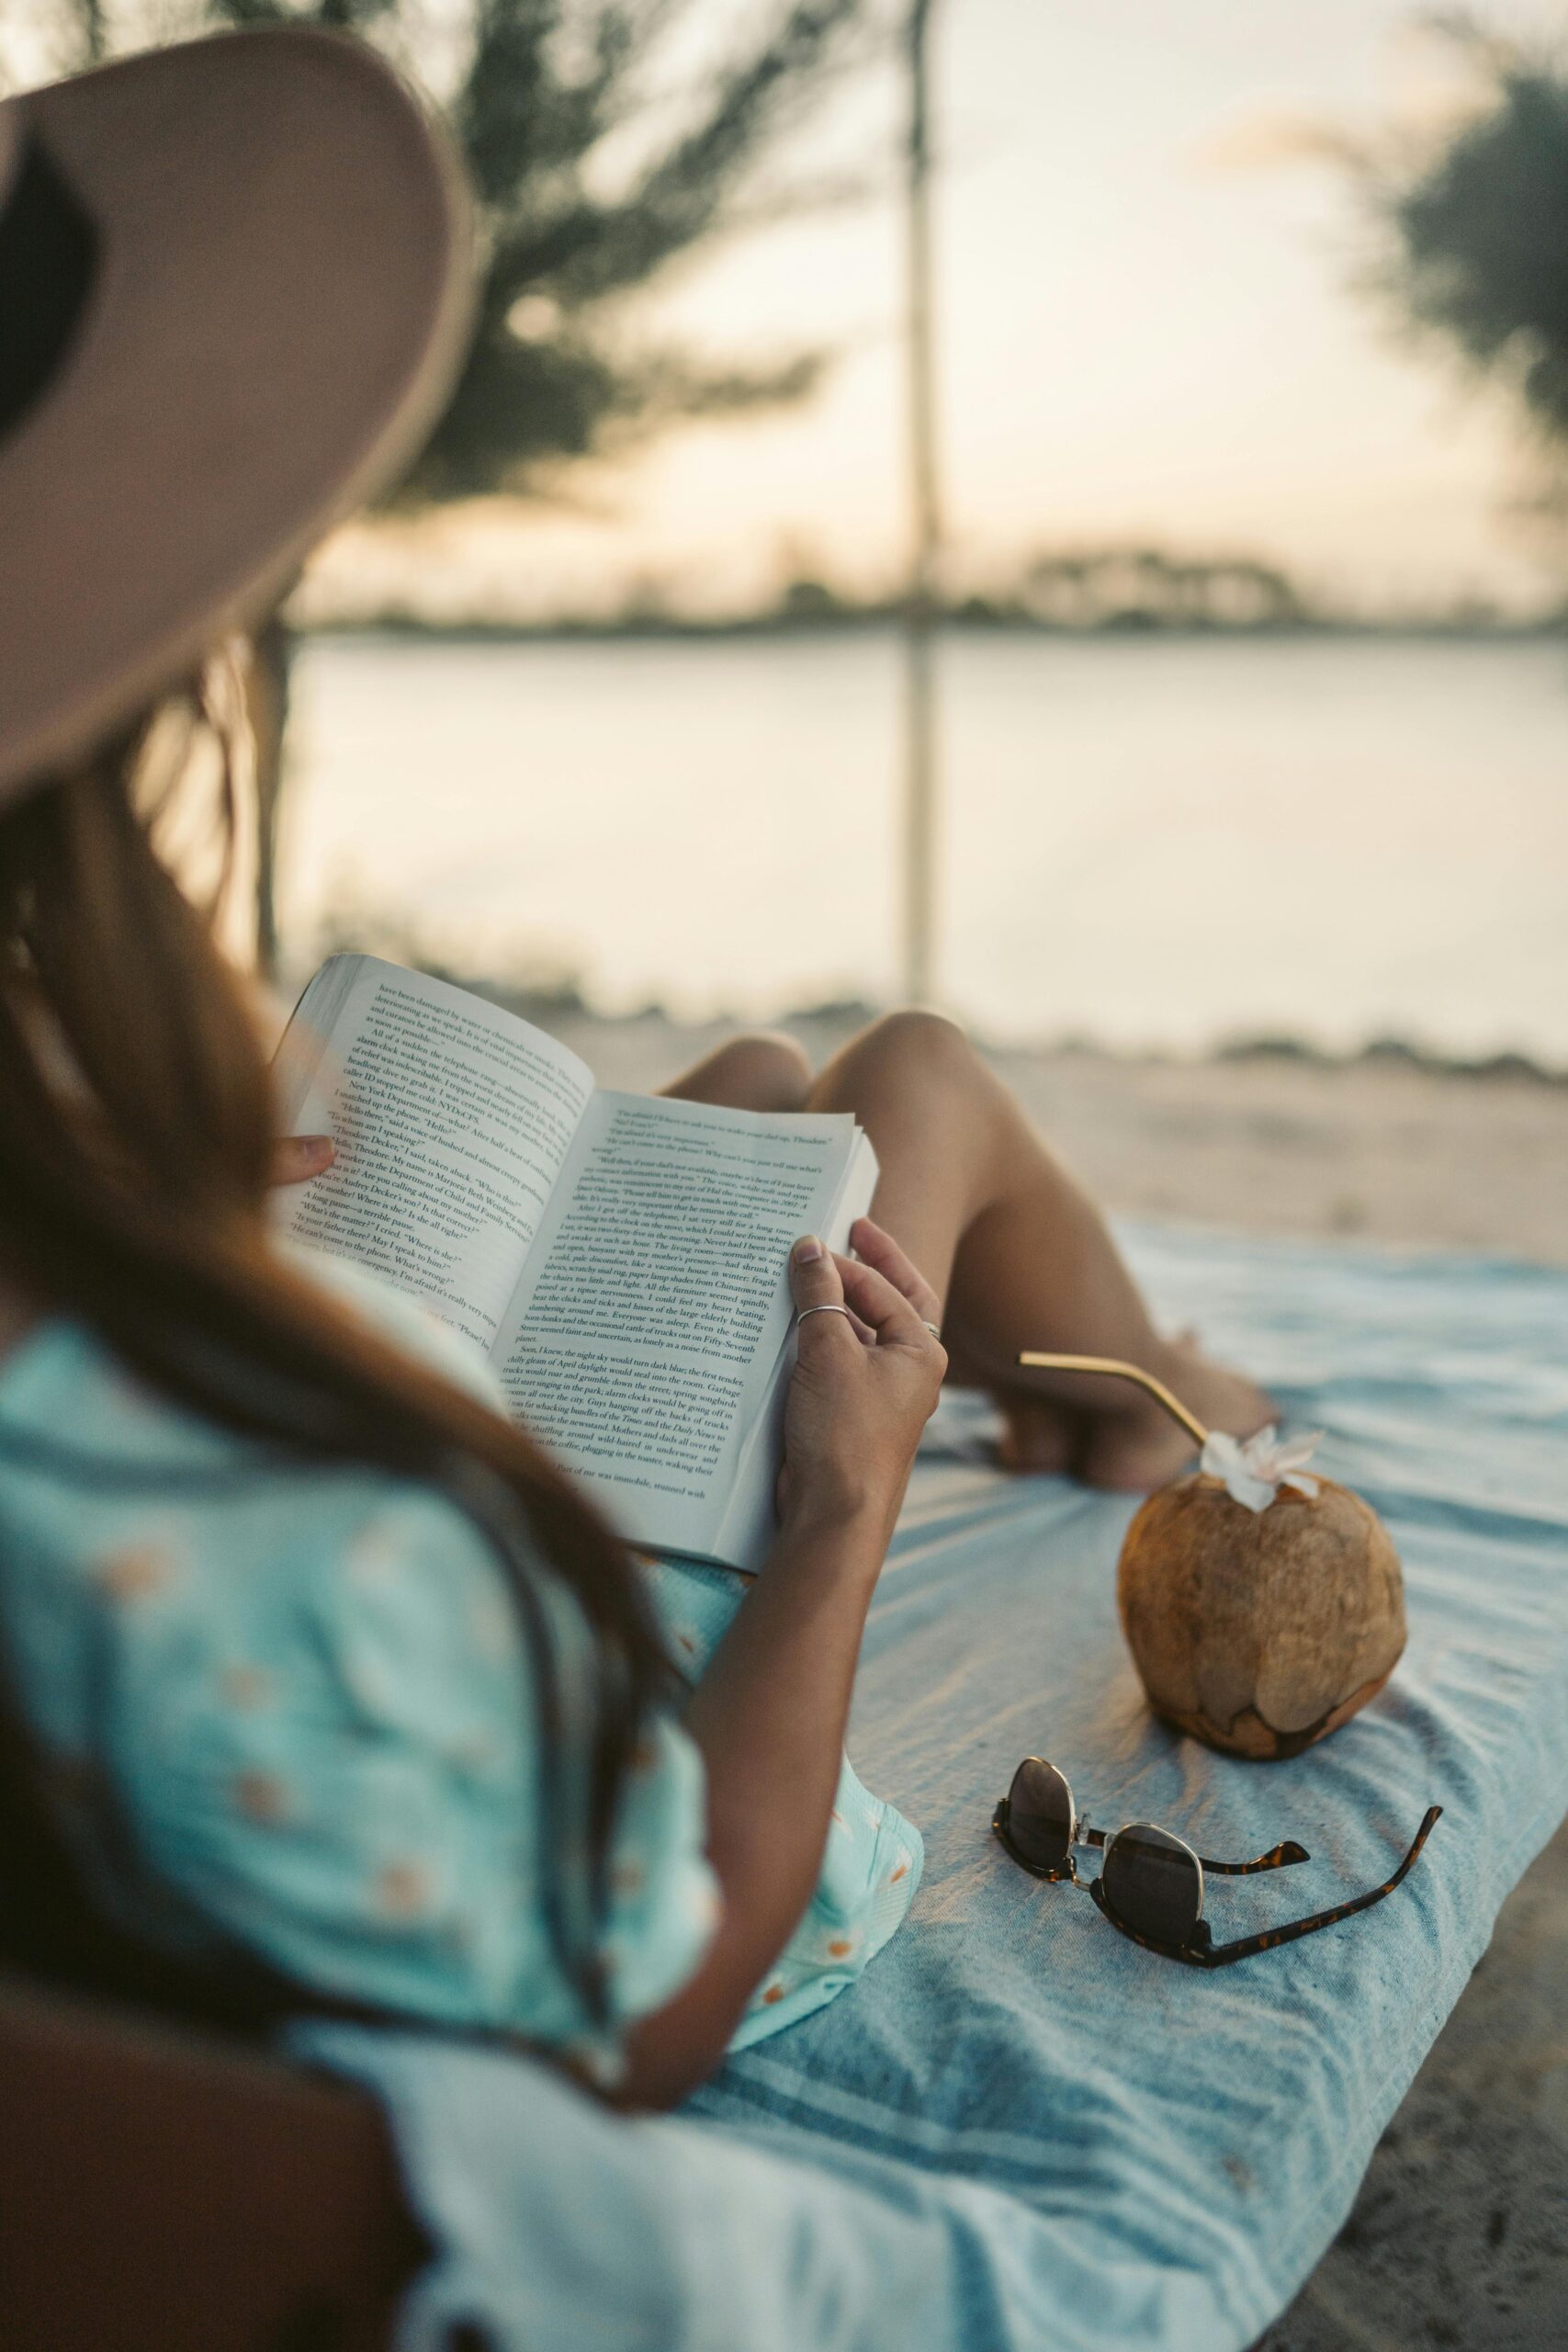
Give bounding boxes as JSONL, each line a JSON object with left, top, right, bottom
{"left": 0, "top": 30, "right": 1263, "bottom": 2110}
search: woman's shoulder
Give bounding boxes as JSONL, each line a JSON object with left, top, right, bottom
{"left": 0, "top": 1261, "right": 545, "bottom": 1962}
{"left": 0, "top": 1246, "right": 502, "bottom": 1477}
{"left": 0, "top": 1250, "right": 518, "bottom": 1679}
{"left": 0, "top": 1263, "right": 720, "bottom": 2057}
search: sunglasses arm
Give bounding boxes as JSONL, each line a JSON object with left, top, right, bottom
{"left": 1199, "top": 1838, "right": 1310, "bottom": 1876}
{"left": 1189, "top": 1806, "right": 1443, "bottom": 1967}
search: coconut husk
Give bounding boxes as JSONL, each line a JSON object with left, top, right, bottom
{"left": 1116, "top": 1474, "right": 1406, "bottom": 1759}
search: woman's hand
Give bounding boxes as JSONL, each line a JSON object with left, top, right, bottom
{"left": 626, "top": 1214, "right": 945, "bottom": 2109}
{"left": 270, "top": 1135, "right": 334, "bottom": 1186}
{"left": 779, "top": 1216, "right": 946, "bottom": 1548}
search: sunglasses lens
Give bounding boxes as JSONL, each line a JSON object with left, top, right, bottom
{"left": 1101, "top": 1823, "right": 1202, "bottom": 1946}
{"left": 1007, "top": 1758, "right": 1074, "bottom": 1872}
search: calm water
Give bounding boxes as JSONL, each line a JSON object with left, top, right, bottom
{"left": 281, "top": 631, "right": 1568, "bottom": 1060}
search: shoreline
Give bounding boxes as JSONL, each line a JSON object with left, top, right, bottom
{"left": 332, "top": 964, "right": 1566, "bottom": 1268}
{"left": 297, "top": 615, "right": 1568, "bottom": 648}
{"left": 334, "top": 961, "right": 1568, "bottom": 1091}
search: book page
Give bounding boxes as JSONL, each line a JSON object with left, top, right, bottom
{"left": 491, "top": 1091, "right": 859, "bottom": 1555}
{"left": 273, "top": 956, "right": 594, "bottom": 1352}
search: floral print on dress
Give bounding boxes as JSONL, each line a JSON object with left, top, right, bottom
{"left": 0, "top": 1251, "right": 920, "bottom": 2065}
{"left": 633, "top": 1551, "right": 922, "bottom": 2048}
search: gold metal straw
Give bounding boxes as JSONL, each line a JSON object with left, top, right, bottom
{"left": 1016, "top": 1352, "right": 1211, "bottom": 1448}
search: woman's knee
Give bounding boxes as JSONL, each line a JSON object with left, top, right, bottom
{"left": 839, "top": 1008, "right": 976, "bottom": 1093}
{"left": 670, "top": 1030, "right": 814, "bottom": 1113}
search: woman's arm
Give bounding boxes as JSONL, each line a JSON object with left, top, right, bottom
{"left": 274, "top": 1134, "right": 941, "bottom": 2102}
{"left": 616, "top": 1222, "right": 945, "bottom": 2109}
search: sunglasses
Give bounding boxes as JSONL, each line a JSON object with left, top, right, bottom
{"left": 993, "top": 1758, "right": 1441, "bottom": 1967}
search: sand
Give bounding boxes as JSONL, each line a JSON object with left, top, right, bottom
{"left": 1261, "top": 1816, "right": 1568, "bottom": 2352}
{"left": 516, "top": 996, "right": 1567, "bottom": 1266}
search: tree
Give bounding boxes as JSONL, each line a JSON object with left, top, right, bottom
{"left": 1371, "top": 27, "right": 1568, "bottom": 462}
{"left": 1020, "top": 547, "right": 1307, "bottom": 631}
{"left": 27, "top": 0, "right": 873, "bottom": 966}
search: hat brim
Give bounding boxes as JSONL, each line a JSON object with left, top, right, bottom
{"left": 0, "top": 28, "right": 471, "bottom": 799}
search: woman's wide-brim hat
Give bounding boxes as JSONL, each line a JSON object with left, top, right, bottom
{"left": 0, "top": 28, "right": 471, "bottom": 806}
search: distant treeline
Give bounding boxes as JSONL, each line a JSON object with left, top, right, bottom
{"left": 299, "top": 913, "right": 1567, "bottom": 1087}
{"left": 305, "top": 544, "right": 1559, "bottom": 641}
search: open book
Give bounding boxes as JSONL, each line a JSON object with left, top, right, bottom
{"left": 274, "top": 956, "right": 878, "bottom": 1572}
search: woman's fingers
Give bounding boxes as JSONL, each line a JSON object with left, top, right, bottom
{"left": 834, "top": 1251, "right": 937, "bottom": 1353}
{"left": 270, "top": 1134, "right": 334, "bottom": 1186}
{"left": 789, "top": 1238, "right": 876, "bottom": 1348}
{"left": 848, "top": 1216, "right": 942, "bottom": 1330}
{"left": 789, "top": 1235, "right": 857, "bottom": 1340}
{"left": 792, "top": 1232, "right": 938, "bottom": 1354}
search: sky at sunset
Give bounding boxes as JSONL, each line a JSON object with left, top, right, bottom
{"left": 309, "top": 0, "right": 1560, "bottom": 622}
{"left": 13, "top": 1, "right": 1557, "bottom": 617}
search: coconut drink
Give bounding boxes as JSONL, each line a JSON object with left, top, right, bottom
{"left": 1019, "top": 1353, "right": 1406, "bottom": 1760}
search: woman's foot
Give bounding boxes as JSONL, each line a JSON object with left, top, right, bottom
{"left": 1072, "top": 1337, "right": 1272, "bottom": 1493}
{"left": 995, "top": 1388, "right": 1083, "bottom": 1475}
{"left": 993, "top": 1339, "right": 1269, "bottom": 1490}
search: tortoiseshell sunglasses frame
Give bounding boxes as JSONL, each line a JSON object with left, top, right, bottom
{"left": 992, "top": 1758, "right": 1442, "bottom": 1968}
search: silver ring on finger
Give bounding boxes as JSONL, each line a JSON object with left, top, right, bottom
{"left": 922, "top": 1321, "right": 942, "bottom": 1341}
{"left": 796, "top": 1304, "right": 854, "bottom": 1328}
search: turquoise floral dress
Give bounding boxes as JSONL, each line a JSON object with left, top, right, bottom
{"left": 0, "top": 1255, "right": 920, "bottom": 2074}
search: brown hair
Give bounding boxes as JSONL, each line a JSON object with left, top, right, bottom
{"left": 0, "top": 673, "right": 671, "bottom": 2031}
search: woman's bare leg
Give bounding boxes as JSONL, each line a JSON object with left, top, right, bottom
{"left": 660, "top": 1031, "right": 813, "bottom": 1114}
{"left": 806, "top": 1012, "right": 1268, "bottom": 1489}
{"left": 655, "top": 1014, "right": 1264, "bottom": 1489}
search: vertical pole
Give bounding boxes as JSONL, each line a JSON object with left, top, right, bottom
{"left": 902, "top": 0, "right": 942, "bottom": 1005}
{"left": 247, "top": 616, "right": 293, "bottom": 986}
